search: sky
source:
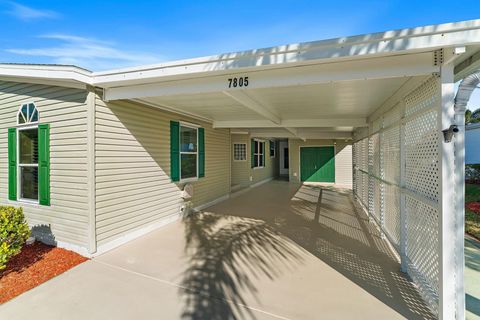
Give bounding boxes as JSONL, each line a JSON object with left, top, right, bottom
{"left": 0, "top": 0, "right": 479, "bottom": 109}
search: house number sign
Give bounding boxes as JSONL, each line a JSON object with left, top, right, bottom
{"left": 227, "top": 77, "right": 249, "bottom": 88}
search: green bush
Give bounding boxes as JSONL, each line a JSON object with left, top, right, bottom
{"left": 466, "top": 164, "right": 480, "bottom": 183}
{"left": 0, "top": 206, "right": 30, "bottom": 270}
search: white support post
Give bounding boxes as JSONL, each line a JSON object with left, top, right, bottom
{"left": 86, "top": 86, "right": 97, "bottom": 254}
{"left": 399, "top": 99, "right": 407, "bottom": 273}
{"left": 438, "top": 62, "right": 456, "bottom": 320}
{"left": 454, "top": 101, "right": 466, "bottom": 320}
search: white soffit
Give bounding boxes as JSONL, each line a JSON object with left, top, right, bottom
{"left": 245, "top": 77, "right": 410, "bottom": 118}
{"left": 139, "top": 76, "right": 412, "bottom": 124}
{"left": 142, "top": 93, "right": 262, "bottom": 121}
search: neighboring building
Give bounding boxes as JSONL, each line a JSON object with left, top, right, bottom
{"left": 1, "top": 19, "right": 480, "bottom": 320}
{"left": 466, "top": 122, "right": 480, "bottom": 164}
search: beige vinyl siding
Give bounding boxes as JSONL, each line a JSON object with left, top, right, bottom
{"left": 231, "top": 134, "right": 250, "bottom": 187}
{"left": 231, "top": 135, "right": 276, "bottom": 187}
{"left": 0, "top": 80, "right": 90, "bottom": 248}
{"left": 288, "top": 139, "right": 353, "bottom": 187}
{"left": 95, "top": 98, "right": 230, "bottom": 247}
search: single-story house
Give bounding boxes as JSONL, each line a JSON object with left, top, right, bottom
{"left": 466, "top": 122, "right": 480, "bottom": 164}
{"left": 1, "top": 19, "right": 480, "bottom": 319}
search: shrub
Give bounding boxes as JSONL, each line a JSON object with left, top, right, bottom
{"left": 466, "top": 164, "right": 480, "bottom": 184}
{"left": 0, "top": 206, "right": 30, "bottom": 270}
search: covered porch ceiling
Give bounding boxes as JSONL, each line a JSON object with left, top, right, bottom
{"left": 100, "top": 49, "right": 440, "bottom": 140}
{"left": 134, "top": 74, "right": 420, "bottom": 140}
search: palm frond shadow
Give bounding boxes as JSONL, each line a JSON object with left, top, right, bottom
{"left": 180, "top": 212, "right": 304, "bottom": 320}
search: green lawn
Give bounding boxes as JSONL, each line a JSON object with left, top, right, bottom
{"left": 466, "top": 184, "right": 480, "bottom": 239}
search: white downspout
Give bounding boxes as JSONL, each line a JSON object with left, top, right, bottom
{"left": 453, "top": 69, "right": 480, "bottom": 320}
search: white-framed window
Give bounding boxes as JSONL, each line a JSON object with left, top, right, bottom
{"left": 180, "top": 123, "right": 198, "bottom": 181}
{"left": 269, "top": 140, "right": 275, "bottom": 157}
{"left": 17, "top": 103, "right": 40, "bottom": 202}
{"left": 233, "top": 143, "right": 247, "bottom": 161}
{"left": 253, "top": 140, "right": 264, "bottom": 168}
{"left": 17, "top": 102, "right": 39, "bottom": 125}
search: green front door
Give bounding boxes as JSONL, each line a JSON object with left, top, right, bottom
{"left": 300, "top": 146, "right": 335, "bottom": 182}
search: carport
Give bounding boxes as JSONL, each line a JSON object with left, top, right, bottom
{"left": 89, "top": 20, "right": 480, "bottom": 319}
{"left": 0, "top": 181, "right": 437, "bottom": 320}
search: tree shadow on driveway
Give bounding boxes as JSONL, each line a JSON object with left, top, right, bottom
{"left": 179, "top": 182, "right": 436, "bottom": 320}
{"left": 179, "top": 211, "right": 304, "bottom": 320}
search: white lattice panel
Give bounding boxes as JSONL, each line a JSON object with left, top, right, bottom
{"left": 405, "top": 109, "right": 439, "bottom": 203}
{"left": 370, "top": 133, "right": 381, "bottom": 177}
{"left": 359, "top": 138, "right": 368, "bottom": 171}
{"left": 382, "top": 125, "right": 401, "bottom": 184}
{"left": 353, "top": 75, "right": 444, "bottom": 316}
{"left": 368, "top": 176, "right": 375, "bottom": 216}
{"left": 362, "top": 172, "right": 369, "bottom": 208}
{"left": 375, "top": 180, "right": 383, "bottom": 222}
{"left": 352, "top": 144, "right": 358, "bottom": 196}
{"left": 404, "top": 75, "right": 441, "bottom": 314}
{"left": 355, "top": 169, "right": 362, "bottom": 199}
{"left": 384, "top": 102, "right": 403, "bottom": 128}
{"left": 406, "top": 195, "right": 439, "bottom": 307}
{"left": 405, "top": 76, "right": 439, "bottom": 117}
{"left": 384, "top": 184, "right": 400, "bottom": 246}
{"left": 368, "top": 134, "right": 382, "bottom": 221}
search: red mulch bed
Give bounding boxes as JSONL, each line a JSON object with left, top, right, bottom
{"left": 467, "top": 202, "right": 480, "bottom": 214}
{"left": 0, "top": 242, "right": 88, "bottom": 304}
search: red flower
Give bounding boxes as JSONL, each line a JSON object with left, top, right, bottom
{"left": 466, "top": 202, "right": 480, "bottom": 213}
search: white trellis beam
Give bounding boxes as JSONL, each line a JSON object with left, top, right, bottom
{"left": 222, "top": 90, "right": 281, "bottom": 125}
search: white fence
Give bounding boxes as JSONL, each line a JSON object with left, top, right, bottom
{"left": 353, "top": 75, "right": 460, "bottom": 317}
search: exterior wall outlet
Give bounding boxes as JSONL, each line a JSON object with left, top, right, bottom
{"left": 293, "top": 172, "right": 297, "bottom": 177}
{"left": 249, "top": 176, "right": 253, "bottom": 182}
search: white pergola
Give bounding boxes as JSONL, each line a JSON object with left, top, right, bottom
{"left": 1, "top": 19, "right": 480, "bottom": 319}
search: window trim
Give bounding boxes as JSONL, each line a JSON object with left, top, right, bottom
{"left": 17, "top": 124, "right": 39, "bottom": 204}
{"left": 253, "top": 139, "right": 265, "bottom": 169}
{"left": 233, "top": 143, "right": 247, "bottom": 162}
{"left": 17, "top": 101, "right": 40, "bottom": 126}
{"left": 179, "top": 122, "right": 199, "bottom": 183}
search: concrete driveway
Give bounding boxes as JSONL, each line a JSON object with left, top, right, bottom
{"left": 1, "top": 181, "right": 434, "bottom": 320}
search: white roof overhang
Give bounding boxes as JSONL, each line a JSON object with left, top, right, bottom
{"left": 1, "top": 19, "right": 480, "bottom": 140}
{"left": 0, "top": 64, "right": 93, "bottom": 89}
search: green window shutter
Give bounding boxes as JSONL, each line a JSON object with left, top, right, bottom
{"left": 38, "top": 124, "right": 50, "bottom": 206}
{"left": 198, "top": 128, "right": 205, "bottom": 178}
{"left": 251, "top": 139, "right": 255, "bottom": 168}
{"left": 8, "top": 128, "right": 17, "bottom": 201}
{"left": 170, "top": 121, "right": 180, "bottom": 182}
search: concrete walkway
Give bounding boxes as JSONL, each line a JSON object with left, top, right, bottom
{"left": 0, "top": 181, "right": 434, "bottom": 320}
{"left": 467, "top": 235, "right": 480, "bottom": 320}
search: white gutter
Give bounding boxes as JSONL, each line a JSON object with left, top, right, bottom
{"left": 454, "top": 70, "right": 480, "bottom": 112}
